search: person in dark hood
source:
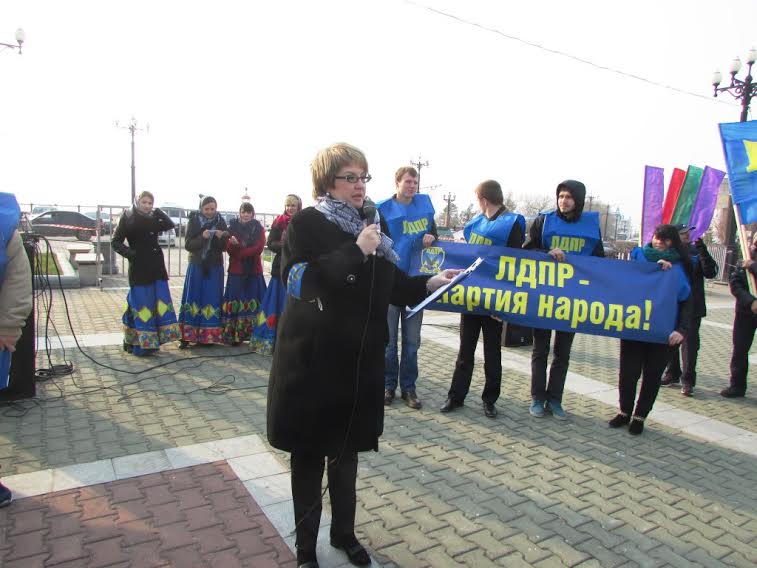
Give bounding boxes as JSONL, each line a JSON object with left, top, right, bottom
{"left": 723, "top": 233, "right": 757, "bottom": 398}
{"left": 661, "top": 224, "right": 718, "bottom": 396}
{"left": 523, "top": 180, "right": 604, "bottom": 420}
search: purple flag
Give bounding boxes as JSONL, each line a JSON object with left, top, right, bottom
{"left": 642, "top": 166, "right": 664, "bottom": 245}
{"left": 688, "top": 166, "right": 726, "bottom": 241}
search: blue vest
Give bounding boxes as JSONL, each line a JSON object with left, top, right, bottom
{"left": 630, "top": 247, "right": 691, "bottom": 302}
{"left": 542, "top": 210, "right": 601, "bottom": 256}
{"left": 0, "top": 193, "right": 20, "bottom": 390}
{"left": 464, "top": 211, "right": 525, "bottom": 247}
{"left": 378, "top": 193, "right": 435, "bottom": 272}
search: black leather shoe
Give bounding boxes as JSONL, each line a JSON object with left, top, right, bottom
{"left": 720, "top": 386, "right": 746, "bottom": 398}
{"left": 440, "top": 398, "right": 463, "bottom": 413}
{"left": 331, "top": 536, "right": 371, "bottom": 566}
{"left": 483, "top": 402, "right": 497, "bottom": 418}
{"left": 401, "top": 390, "right": 422, "bottom": 409}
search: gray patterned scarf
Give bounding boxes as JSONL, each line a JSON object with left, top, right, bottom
{"left": 315, "top": 195, "right": 399, "bottom": 264}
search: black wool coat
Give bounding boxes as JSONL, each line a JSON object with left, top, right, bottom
{"left": 111, "top": 208, "right": 174, "bottom": 286}
{"left": 267, "top": 207, "right": 429, "bottom": 456}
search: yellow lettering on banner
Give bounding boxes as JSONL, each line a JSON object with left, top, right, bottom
{"left": 557, "top": 263, "right": 574, "bottom": 287}
{"left": 605, "top": 304, "right": 625, "bottom": 331}
{"left": 538, "top": 294, "right": 554, "bottom": 318}
{"left": 495, "top": 290, "right": 512, "bottom": 312}
{"left": 625, "top": 305, "right": 641, "bottom": 329}
{"left": 589, "top": 302, "right": 605, "bottom": 324}
{"left": 512, "top": 292, "right": 528, "bottom": 315}
{"left": 538, "top": 261, "right": 556, "bottom": 286}
{"left": 555, "top": 297, "right": 571, "bottom": 320}
{"left": 495, "top": 256, "right": 516, "bottom": 281}
{"left": 450, "top": 285, "right": 465, "bottom": 306}
{"left": 466, "top": 286, "right": 481, "bottom": 312}
{"left": 515, "top": 259, "right": 537, "bottom": 289}
{"left": 482, "top": 287, "right": 495, "bottom": 310}
{"left": 570, "top": 299, "right": 588, "bottom": 328}
{"left": 402, "top": 218, "right": 429, "bottom": 235}
{"left": 439, "top": 292, "right": 449, "bottom": 304}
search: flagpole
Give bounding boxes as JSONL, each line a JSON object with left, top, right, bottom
{"left": 732, "top": 201, "right": 756, "bottom": 296}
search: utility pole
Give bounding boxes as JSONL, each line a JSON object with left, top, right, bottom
{"left": 116, "top": 117, "right": 149, "bottom": 205}
{"left": 443, "top": 192, "right": 456, "bottom": 228}
{"left": 411, "top": 155, "right": 429, "bottom": 193}
{"left": 604, "top": 203, "right": 611, "bottom": 237}
{"left": 586, "top": 194, "right": 594, "bottom": 212}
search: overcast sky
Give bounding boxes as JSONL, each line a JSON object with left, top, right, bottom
{"left": 1, "top": 0, "right": 755, "bottom": 224}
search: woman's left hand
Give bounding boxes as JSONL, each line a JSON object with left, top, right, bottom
{"left": 657, "top": 259, "right": 672, "bottom": 271}
{"left": 426, "top": 269, "right": 463, "bottom": 292}
{"left": 668, "top": 330, "right": 684, "bottom": 346}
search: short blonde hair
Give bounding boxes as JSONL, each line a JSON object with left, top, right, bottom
{"left": 285, "top": 194, "right": 302, "bottom": 212}
{"left": 311, "top": 143, "right": 369, "bottom": 200}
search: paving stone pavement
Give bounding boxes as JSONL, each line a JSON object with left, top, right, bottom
{"left": 0, "top": 282, "right": 755, "bottom": 566}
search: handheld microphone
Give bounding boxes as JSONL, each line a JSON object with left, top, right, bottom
{"left": 361, "top": 197, "right": 377, "bottom": 223}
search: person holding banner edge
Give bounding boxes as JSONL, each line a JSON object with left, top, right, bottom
{"left": 378, "top": 166, "right": 437, "bottom": 410}
{"left": 660, "top": 224, "right": 717, "bottom": 396}
{"left": 610, "top": 224, "right": 692, "bottom": 435}
{"left": 524, "top": 180, "right": 604, "bottom": 420}
{"left": 441, "top": 180, "right": 525, "bottom": 419}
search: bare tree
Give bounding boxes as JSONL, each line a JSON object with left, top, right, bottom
{"left": 515, "top": 193, "right": 553, "bottom": 217}
{"left": 458, "top": 203, "right": 477, "bottom": 226}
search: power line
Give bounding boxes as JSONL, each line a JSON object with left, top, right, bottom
{"left": 406, "top": 1, "right": 739, "bottom": 107}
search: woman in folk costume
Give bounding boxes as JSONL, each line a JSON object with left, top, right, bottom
{"left": 111, "top": 191, "right": 180, "bottom": 356}
{"left": 250, "top": 193, "right": 302, "bottom": 355}
{"left": 222, "top": 202, "right": 267, "bottom": 345}
{"left": 179, "top": 196, "right": 229, "bottom": 348}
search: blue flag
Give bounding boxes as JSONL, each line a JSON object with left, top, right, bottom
{"left": 719, "top": 120, "right": 757, "bottom": 223}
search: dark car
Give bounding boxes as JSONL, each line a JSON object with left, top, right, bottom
{"left": 30, "top": 210, "right": 96, "bottom": 241}
{"left": 83, "top": 211, "right": 113, "bottom": 235}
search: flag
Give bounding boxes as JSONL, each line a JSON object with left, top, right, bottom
{"left": 641, "top": 166, "right": 664, "bottom": 245}
{"left": 720, "top": 120, "right": 757, "bottom": 224}
{"left": 661, "top": 168, "right": 686, "bottom": 224}
{"left": 670, "top": 166, "right": 704, "bottom": 226}
{"left": 688, "top": 166, "right": 726, "bottom": 241}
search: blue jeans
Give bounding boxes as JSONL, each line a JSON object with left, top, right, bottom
{"left": 384, "top": 305, "right": 423, "bottom": 393}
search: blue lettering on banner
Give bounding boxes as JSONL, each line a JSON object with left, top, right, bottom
{"left": 411, "top": 242, "right": 680, "bottom": 344}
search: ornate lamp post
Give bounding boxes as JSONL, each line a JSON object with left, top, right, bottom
{"left": 0, "top": 28, "right": 25, "bottom": 54}
{"left": 712, "top": 48, "right": 757, "bottom": 273}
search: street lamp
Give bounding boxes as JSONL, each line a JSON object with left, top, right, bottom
{"left": 0, "top": 28, "right": 25, "bottom": 54}
{"left": 116, "top": 117, "right": 149, "bottom": 205}
{"left": 712, "top": 47, "right": 757, "bottom": 122}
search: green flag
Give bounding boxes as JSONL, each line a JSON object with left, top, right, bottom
{"left": 670, "top": 165, "right": 704, "bottom": 226}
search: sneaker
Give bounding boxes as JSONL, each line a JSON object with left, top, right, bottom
{"left": 720, "top": 386, "right": 746, "bottom": 398}
{"left": 529, "top": 400, "right": 545, "bottom": 417}
{"left": 680, "top": 384, "right": 693, "bottom": 397}
{"left": 660, "top": 372, "right": 680, "bottom": 387}
{"left": 546, "top": 400, "right": 567, "bottom": 420}
{"left": 0, "top": 482, "right": 12, "bottom": 508}
{"left": 401, "top": 390, "right": 422, "bottom": 410}
{"left": 384, "top": 389, "right": 395, "bottom": 406}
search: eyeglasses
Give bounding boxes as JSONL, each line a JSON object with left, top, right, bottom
{"left": 334, "top": 174, "right": 372, "bottom": 184}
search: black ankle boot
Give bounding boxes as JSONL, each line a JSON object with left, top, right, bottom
{"left": 608, "top": 412, "right": 630, "bottom": 428}
{"left": 628, "top": 416, "right": 645, "bottom": 435}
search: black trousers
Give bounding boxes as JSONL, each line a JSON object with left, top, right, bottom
{"left": 449, "top": 313, "right": 502, "bottom": 404}
{"left": 618, "top": 340, "right": 668, "bottom": 418}
{"left": 729, "top": 310, "right": 757, "bottom": 393}
{"left": 665, "top": 316, "right": 702, "bottom": 386}
{"left": 530, "top": 328, "right": 575, "bottom": 403}
{"left": 291, "top": 451, "right": 358, "bottom": 560}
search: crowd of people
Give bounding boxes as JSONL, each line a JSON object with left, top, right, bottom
{"left": 2, "top": 146, "right": 751, "bottom": 566}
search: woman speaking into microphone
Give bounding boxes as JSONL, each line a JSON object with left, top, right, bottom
{"left": 266, "top": 143, "right": 458, "bottom": 568}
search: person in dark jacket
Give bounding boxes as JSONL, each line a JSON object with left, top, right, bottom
{"left": 222, "top": 202, "right": 267, "bottom": 345}
{"left": 661, "top": 224, "right": 718, "bottom": 396}
{"left": 250, "top": 194, "right": 302, "bottom": 355}
{"left": 266, "top": 143, "right": 458, "bottom": 568}
{"left": 178, "top": 196, "right": 229, "bottom": 347}
{"left": 441, "top": 180, "right": 525, "bottom": 419}
{"left": 609, "top": 224, "right": 692, "bottom": 434}
{"left": 111, "top": 191, "right": 180, "bottom": 356}
{"left": 523, "top": 180, "right": 604, "bottom": 420}
{"left": 722, "top": 233, "right": 757, "bottom": 398}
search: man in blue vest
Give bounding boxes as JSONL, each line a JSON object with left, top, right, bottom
{"left": 524, "top": 180, "right": 604, "bottom": 420}
{"left": 378, "top": 166, "right": 437, "bottom": 409}
{"left": 0, "top": 193, "right": 33, "bottom": 507}
{"left": 441, "top": 180, "right": 525, "bottom": 418}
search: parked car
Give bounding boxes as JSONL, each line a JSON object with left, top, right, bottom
{"left": 30, "top": 210, "right": 96, "bottom": 241}
{"left": 31, "top": 205, "right": 58, "bottom": 215}
{"left": 83, "top": 211, "right": 114, "bottom": 235}
{"left": 158, "top": 230, "right": 177, "bottom": 247}
{"left": 159, "top": 204, "right": 189, "bottom": 235}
